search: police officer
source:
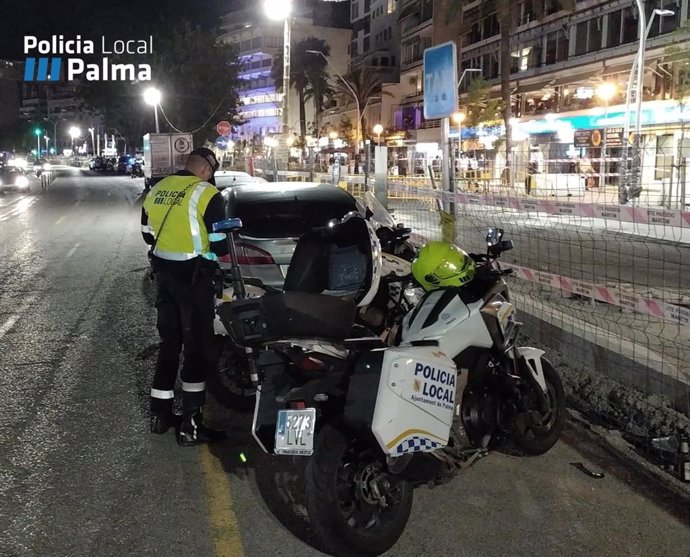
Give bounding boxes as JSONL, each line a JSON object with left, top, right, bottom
{"left": 141, "top": 147, "right": 228, "bottom": 446}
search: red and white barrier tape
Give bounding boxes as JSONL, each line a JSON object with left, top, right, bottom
{"left": 511, "top": 264, "right": 689, "bottom": 328}
{"left": 388, "top": 181, "right": 690, "bottom": 228}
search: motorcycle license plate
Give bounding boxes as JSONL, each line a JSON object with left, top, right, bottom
{"left": 274, "top": 408, "right": 316, "bottom": 456}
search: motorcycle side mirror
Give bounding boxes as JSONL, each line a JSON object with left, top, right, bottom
{"left": 486, "top": 228, "right": 504, "bottom": 247}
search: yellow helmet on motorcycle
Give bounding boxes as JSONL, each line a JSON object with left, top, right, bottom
{"left": 411, "top": 241, "right": 476, "bottom": 292}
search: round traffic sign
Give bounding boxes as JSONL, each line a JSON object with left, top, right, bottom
{"left": 173, "top": 136, "right": 190, "bottom": 153}
{"left": 216, "top": 120, "right": 231, "bottom": 137}
{"left": 215, "top": 136, "right": 230, "bottom": 150}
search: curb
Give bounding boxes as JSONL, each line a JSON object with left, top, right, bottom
{"left": 565, "top": 410, "right": 690, "bottom": 516}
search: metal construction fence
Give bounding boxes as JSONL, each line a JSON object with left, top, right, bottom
{"left": 386, "top": 162, "right": 690, "bottom": 459}
{"left": 274, "top": 141, "right": 690, "bottom": 456}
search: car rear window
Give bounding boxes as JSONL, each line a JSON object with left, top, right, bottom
{"left": 234, "top": 198, "right": 357, "bottom": 238}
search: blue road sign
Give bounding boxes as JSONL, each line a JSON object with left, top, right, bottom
{"left": 215, "top": 136, "right": 230, "bottom": 150}
{"left": 423, "top": 41, "right": 458, "bottom": 120}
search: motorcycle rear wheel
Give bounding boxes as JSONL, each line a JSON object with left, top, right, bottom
{"left": 512, "top": 357, "right": 566, "bottom": 455}
{"left": 305, "top": 423, "right": 413, "bottom": 557}
{"left": 208, "top": 338, "right": 256, "bottom": 412}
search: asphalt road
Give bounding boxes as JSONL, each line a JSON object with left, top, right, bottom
{"left": 0, "top": 168, "right": 688, "bottom": 557}
{"left": 390, "top": 202, "right": 690, "bottom": 295}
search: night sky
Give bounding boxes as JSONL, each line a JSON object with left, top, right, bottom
{"left": 0, "top": 0, "right": 237, "bottom": 60}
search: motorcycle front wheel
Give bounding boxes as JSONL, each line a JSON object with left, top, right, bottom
{"left": 305, "top": 423, "right": 413, "bottom": 557}
{"left": 512, "top": 357, "right": 566, "bottom": 455}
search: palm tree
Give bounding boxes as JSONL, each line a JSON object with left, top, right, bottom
{"left": 272, "top": 37, "right": 331, "bottom": 138}
{"left": 332, "top": 65, "right": 391, "bottom": 148}
{"left": 446, "top": 0, "right": 575, "bottom": 182}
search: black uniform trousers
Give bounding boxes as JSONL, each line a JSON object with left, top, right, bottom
{"left": 150, "top": 259, "right": 216, "bottom": 416}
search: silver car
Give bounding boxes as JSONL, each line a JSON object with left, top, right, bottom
{"left": 214, "top": 170, "right": 267, "bottom": 190}
{"left": 219, "top": 182, "right": 359, "bottom": 288}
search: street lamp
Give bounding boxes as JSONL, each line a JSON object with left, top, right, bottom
{"left": 264, "top": 0, "right": 292, "bottom": 134}
{"left": 44, "top": 135, "right": 50, "bottom": 153}
{"left": 622, "top": 7, "right": 675, "bottom": 202}
{"left": 306, "top": 49, "right": 361, "bottom": 157}
{"left": 451, "top": 69, "right": 482, "bottom": 192}
{"left": 452, "top": 111, "right": 466, "bottom": 148}
{"left": 33, "top": 127, "right": 42, "bottom": 157}
{"left": 143, "top": 87, "right": 161, "bottom": 133}
{"left": 69, "top": 126, "right": 81, "bottom": 154}
{"left": 373, "top": 124, "right": 384, "bottom": 146}
{"left": 44, "top": 116, "right": 63, "bottom": 154}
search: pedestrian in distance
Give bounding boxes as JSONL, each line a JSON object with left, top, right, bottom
{"left": 141, "top": 147, "right": 228, "bottom": 446}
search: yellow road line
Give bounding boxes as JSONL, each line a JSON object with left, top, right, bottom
{"left": 199, "top": 446, "right": 245, "bottom": 557}
{"left": 54, "top": 215, "right": 65, "bottom": 225}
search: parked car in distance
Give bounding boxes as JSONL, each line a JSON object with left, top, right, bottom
{"left": 214, "top": 170, "right": 267, "bottom": 190}
{"left": 0, "top": 166, "right": 30, "bottom": 191}
{"left": 219, "top": 182, "right": 359, "bottom": 288}
{"left": 116, "top": 156, "right": 129, "bottom": 174}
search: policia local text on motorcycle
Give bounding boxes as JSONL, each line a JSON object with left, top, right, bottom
{"left": 140, "top": 147, "right": 227, "bottom": 446}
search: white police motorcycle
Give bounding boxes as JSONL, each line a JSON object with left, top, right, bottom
{"left": 210, "top": 193, "right": 417, "bottom": 409}
{"left": 213, "top": 214, "right": 566, "bottom": 557}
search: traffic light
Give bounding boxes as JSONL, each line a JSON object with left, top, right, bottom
{"left": 34, "top": 127, "right": 41, "bottom": 136}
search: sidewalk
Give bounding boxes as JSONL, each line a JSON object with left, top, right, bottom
{"left": 387, "top": 181, "right": 690, "bottom": 244}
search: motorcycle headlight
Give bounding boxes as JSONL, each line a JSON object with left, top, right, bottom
{"left": 15, "top": 176, "right": 29, "bottom": 188}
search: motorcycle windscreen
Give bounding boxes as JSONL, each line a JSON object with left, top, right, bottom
{"left": 363, "top": 191, "right": 397, "bottom": 229}
{"left": 284, "top": 216, "right": 381, "bottom": 307}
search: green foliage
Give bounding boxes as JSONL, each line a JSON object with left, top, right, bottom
{"left": 272, "top": 37, "right": 331, "bottom": 137}
{"left": 463, "top": 76, "right": 503, "bottom": 127}
{"left": 334, "top": 66, "right": 391, "bottom": 109}
{"left": 76, "top": 21, "right": 242, "bottom": 148}
{"left": 665, "top": 21, "right": 690, "bottom": 101}
{"left": 337, "top": 116, "right": 354, "bottom": 143}
{"left": 151, "top": 21, "right": 242, "bottom": 145}
{"left": 332, "top": 65, "right": 392, "bottom": 138}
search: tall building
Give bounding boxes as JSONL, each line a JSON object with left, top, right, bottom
{"left": 379, "top": 0, "right": 434, "bottom": 143}
{"left": 20, "top": 81, "right": 99, "bottom": 155}
{"left": 219, "top": 1, "right": 351, "bottom": 143}
{"left": 458, "top": 0, "right": 690, "bottom": 198}
{"left": 351, "top": 0, "right": 401, "bottom": 79}
{"left": 0, "top": 60, "right": 22, "bottom": 144}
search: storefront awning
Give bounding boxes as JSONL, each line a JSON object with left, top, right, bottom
{"left": 599, "top": 62, "right": 633, "bottom": 78}
{"left": 548, "top": 69, "right": 602, "bottom": 88}
{"left": 513, "top": 79, "right": 555, "bottom": 95}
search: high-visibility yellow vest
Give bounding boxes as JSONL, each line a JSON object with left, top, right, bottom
{"left": 143, "top": 175, "right": 218, "bottom": 261}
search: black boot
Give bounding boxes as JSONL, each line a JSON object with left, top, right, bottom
{"left": 150, "top": 412, "right": 176, "bottom": 434}
{"left": 177, "top": 411, "right": 224, "bottom": 446}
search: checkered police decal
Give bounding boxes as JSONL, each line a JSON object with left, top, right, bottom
{"left": 395, "top": 436, "right": 442, "bottom": 454}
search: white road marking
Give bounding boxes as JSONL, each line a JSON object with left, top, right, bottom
{"left": 66, "top": 242, "right": 80, "bottom": 258}
{"left": 0, "top": 296, "right": 35, "bottom": 339}
{"left": 0, "top": 197, "right": 38, "bottom": 221}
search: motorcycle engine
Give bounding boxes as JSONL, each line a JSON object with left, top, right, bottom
{"left": 460, "top": 385, "right": 502, "bottom": 449}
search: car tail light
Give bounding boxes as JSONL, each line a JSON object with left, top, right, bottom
{"left": 293, "top": 354, "right": 329, "bottom": 373}
{"left": 218, "top": 242, "right": 275, "bottom": 265}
